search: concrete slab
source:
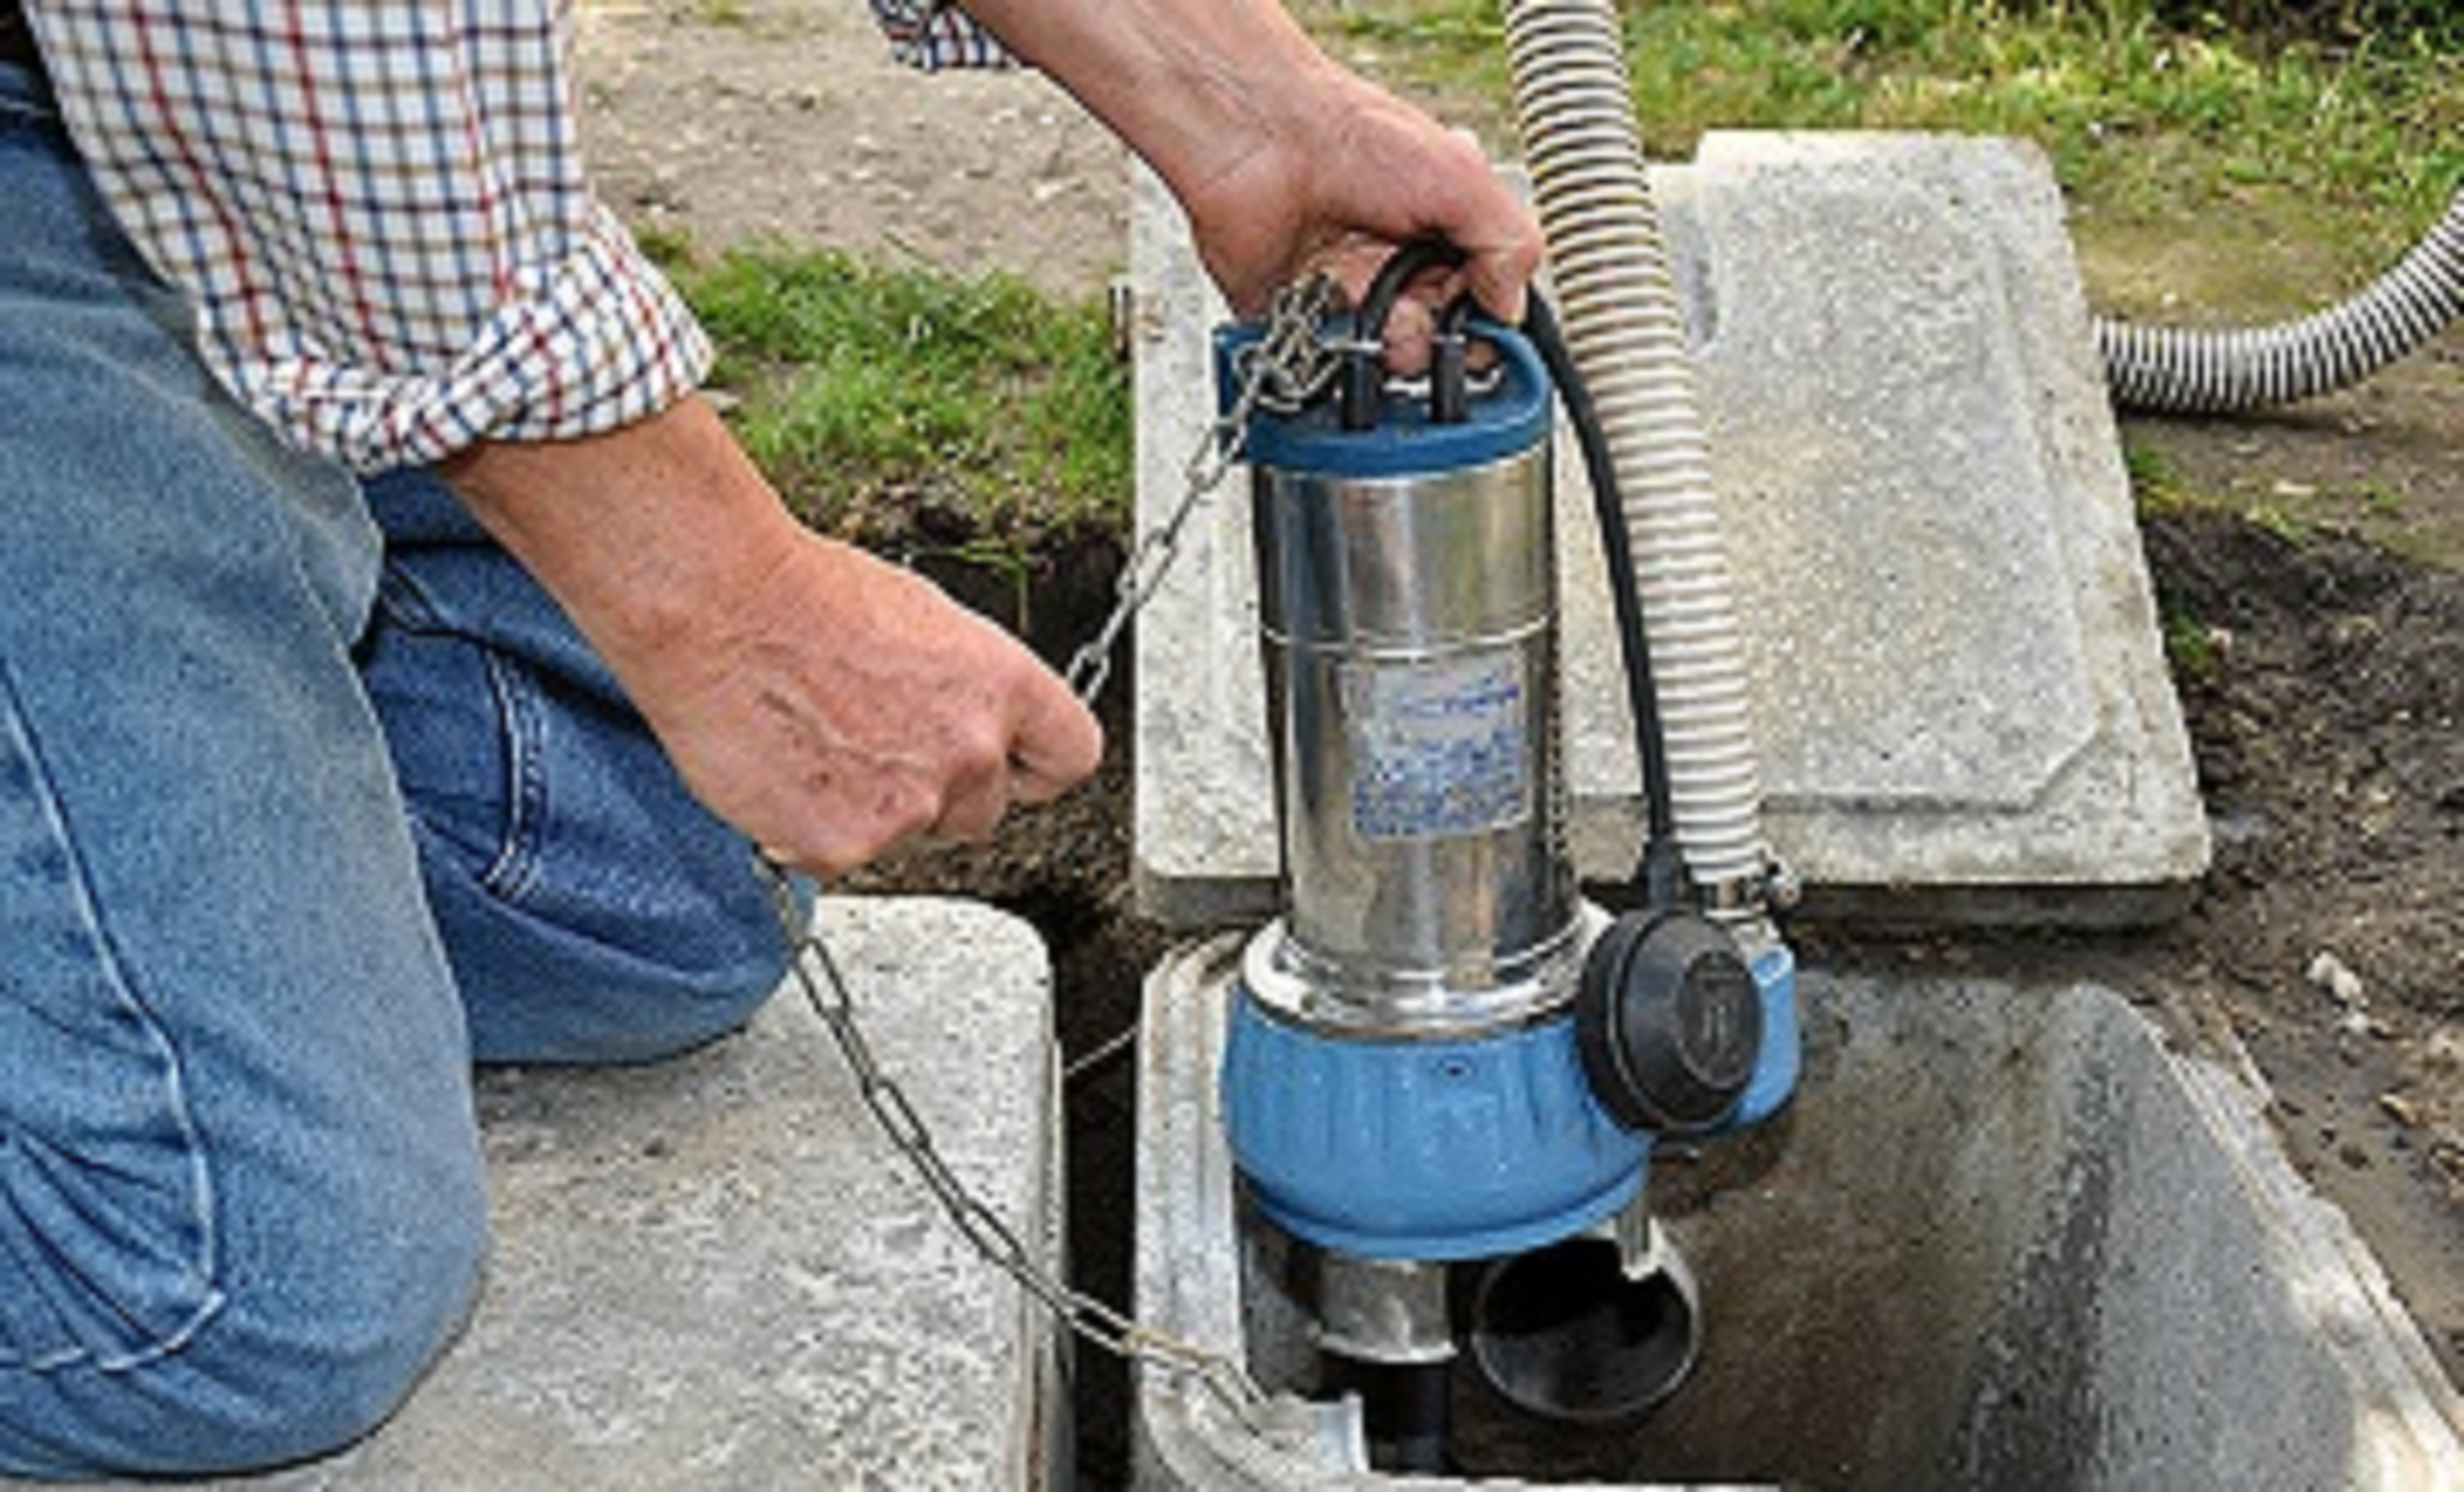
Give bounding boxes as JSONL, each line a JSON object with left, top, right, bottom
{"left": 1132, "top": 941, "right": 2464, "bottom": 1488}
{"left": 1128, "top": 133, "right": 2211, "bottom": 929}
{"left": 26, "top": 897, "right": 1065, "bottom": 1491}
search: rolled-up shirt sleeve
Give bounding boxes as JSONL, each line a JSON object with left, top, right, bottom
{"left": 867, "top": 0, "right": 1012, "bottom": 71}
{"left": 27, "top": 2, "right": 709, "bottom": 473}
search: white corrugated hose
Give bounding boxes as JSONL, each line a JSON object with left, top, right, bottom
{"left": 1501, "top": 0, "right": 1769, "bottom": 910}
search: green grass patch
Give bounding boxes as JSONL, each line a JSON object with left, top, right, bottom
{"left": 665, "top": 244, "right": 1130, "bottom": 547}
{"left": 1305, "top": 0, "right": 2457, "bottom": 270}
{"left": 2158, "top": 594, "right": 2221, "bottom": 683}
{"left": 2123, "top": 435, "right": 2195, "bottom": 516}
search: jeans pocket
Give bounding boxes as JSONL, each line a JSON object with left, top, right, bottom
{"left": 365, "top": 568, "right": 548, "bottom": 904}
{"left": 0, "top": 666, "right": 224, "bottom": 1372}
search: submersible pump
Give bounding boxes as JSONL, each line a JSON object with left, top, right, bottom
{"left": 1214, "top": 246, "right": 1800, "bottom": 1470}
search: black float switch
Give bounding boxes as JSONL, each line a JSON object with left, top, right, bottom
{"left": 1574, "top": 911, "right": 1762, "bottom": 1133}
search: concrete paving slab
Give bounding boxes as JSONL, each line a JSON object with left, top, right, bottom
{"left": 1132, "top": 942, "right": 2464, "bottom": 1488}
{"left": 16, "top": 896, "right": 1065, "bottom": 1491}
{"left": 1128, "top": 133, "right": 2210, "bottom": 929}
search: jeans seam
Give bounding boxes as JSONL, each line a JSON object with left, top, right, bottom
{"left": 478, "top": 650, "right": 548, "bottom": 903}
{"left": 371, "top": 562, "right": 441, "bottom": 633}
{"left": 0, "top": 664, "right": 229, "bottom": 1375}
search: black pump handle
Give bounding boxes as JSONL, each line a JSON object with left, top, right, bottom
{"left": 1343, "top": 238, "right": 1472, "bottom": 430}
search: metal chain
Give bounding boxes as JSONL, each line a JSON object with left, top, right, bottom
{"left": 755, "top": 278, "right": 1348, "bottom": 1431}
{"left": 759, "top": 862, "right": 1270, "bottom": 1425}
{"left": 1063, "top": 272, "right": 1342, "bottom": 706}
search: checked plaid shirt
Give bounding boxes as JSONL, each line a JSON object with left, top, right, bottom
{"left": 21, "top": 2, "right": 1004, "bottom": 473}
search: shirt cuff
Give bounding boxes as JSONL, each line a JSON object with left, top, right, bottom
{"left": 231, "top": 207, "right": 714, "bottom": 475}
{"left": 868, "top": 0, "right": 1014, "bottom": 71}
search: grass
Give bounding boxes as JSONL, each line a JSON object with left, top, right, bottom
{"left": 1304, "top": 0, "right": 2458, "bottom": 271}
{"left": 2159, "top": 595, "right": 2222, "bottom": 683}
{"left": 654, "top": 241, "right": 1131, "bottom": 549}
{"left": 2122, "top": 436, "right": 2194, "bottom": 516}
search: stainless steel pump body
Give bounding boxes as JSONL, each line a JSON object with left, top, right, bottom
{"left": 1244, "top": 433, "right": 1585, "bottom": 1039}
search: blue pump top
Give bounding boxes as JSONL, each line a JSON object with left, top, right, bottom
{"left": 1214, "top": 317, "right": 1553, "bottom": 480}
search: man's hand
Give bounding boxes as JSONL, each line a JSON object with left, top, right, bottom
{"left": 1168, "top": 62, "right": 1539, "bottom": 329}
{"left": 441, "top": 397, "right": 1102, "bottom": 878}
{"left": 955, "top": 0, "right": 1543, "bottom": 345}
{"left": 627, "top": 526, "right": 1101, "bottom": 876}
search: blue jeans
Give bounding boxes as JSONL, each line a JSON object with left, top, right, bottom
{"left": 0, "top": 62, "right": 790, "bottom": 1479}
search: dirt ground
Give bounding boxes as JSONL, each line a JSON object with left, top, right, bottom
{"left": 574, "top": 1, "right": 2460, "bottom": 1479}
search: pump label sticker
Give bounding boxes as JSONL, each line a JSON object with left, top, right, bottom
{"left": 1344, "top": 653, "right": 1530, "bottom": 841}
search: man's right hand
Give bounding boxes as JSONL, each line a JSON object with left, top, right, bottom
{"left": 441, "top": 396, "right": 1103, "bottom": 878}
{"left": 628, "top": 521, "right": 1104, "bottom": 877}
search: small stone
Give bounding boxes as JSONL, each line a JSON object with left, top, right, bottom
{"left": 2378, "top": 1093, "right": 2423, "bottom": 1129}
{"left": 2305, "top": 950, "right": 2366, "bottom": 1009}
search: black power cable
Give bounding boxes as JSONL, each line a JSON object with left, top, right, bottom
{"left": 1517, "top": 289, "right": 1688, "bottom": 909}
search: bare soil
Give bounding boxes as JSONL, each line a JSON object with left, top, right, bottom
{"left": 575, "top": 3, "right": 2461, "bottom": 1481}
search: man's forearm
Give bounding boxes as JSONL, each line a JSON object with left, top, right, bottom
{"left": 438, "top": 396, "right": 799, "bottom": 673}
{"left": 948, "top": 0, "right": 1334, "bottom": 217}
{"left": 953, "top": 0, "right": 1539, "bottom": 322}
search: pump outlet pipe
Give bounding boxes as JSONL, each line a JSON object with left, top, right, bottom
{"left": 2096, "top": 185, "right": 2464, "bottom": 413}
{"left": 1498, "top": 0, "right": 1769, "bottom": 915}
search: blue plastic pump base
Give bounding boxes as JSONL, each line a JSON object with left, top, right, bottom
{"left": 1730, "top": 940, "right": 1801, "bottom": 1131}
{"left": 1221, "top": 996, "right": 1647, "bottom": 1261}
{"left": 1220, "top": 940, "right": 1800, "bottom": 1261}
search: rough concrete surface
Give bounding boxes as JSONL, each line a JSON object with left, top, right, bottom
{"left": 1129, "top": 133, "right": 2211, "bottom": 931}
{"left": 1132, "top": 939, "right": 2464, "bottom": 1489}
{"left": 73, "top": 897, "right": 1065, "bottom": 1492}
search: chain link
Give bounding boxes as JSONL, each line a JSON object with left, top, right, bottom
{"left": 753, "top": 277, "right": 1348, "bottom": 1434}
{"left": 1063, "top": 272, "right": 1341, "bottom": 705}
{"left": 759, "top": 862, "right": 1273, "bottom": 1427}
